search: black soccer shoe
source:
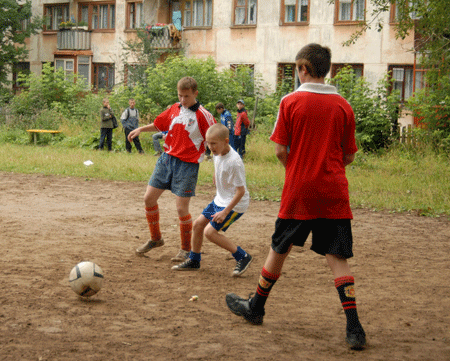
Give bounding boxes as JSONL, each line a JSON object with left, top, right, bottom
{"left": 225, "top": 293, "right": 264, "bottom": 325}
{"left": 346, "top": 326, "right": 366, "bottom": 350}
{"left": 232, "top": 254, "right": 253, "bottom": 277}
{"left": 171, "top": 258, "right": 200, "bottom": 271}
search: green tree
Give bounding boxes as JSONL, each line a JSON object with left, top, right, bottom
{"left": 0, "top": 0, "right": 42, "bottom": 100}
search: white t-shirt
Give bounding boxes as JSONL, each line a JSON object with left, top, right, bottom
{"left": 213, "top": 147, "right": 250, "bottom": 213}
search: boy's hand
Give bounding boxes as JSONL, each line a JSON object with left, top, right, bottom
{"left": 212, "top": 209, "right": 229, "bottom": 224}
{"left": 128, "top": 128, "right": 141, "bottom": 142}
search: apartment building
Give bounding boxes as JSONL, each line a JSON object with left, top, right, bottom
{"left": 18, "top": 0, "right": 420, "bottom": 126}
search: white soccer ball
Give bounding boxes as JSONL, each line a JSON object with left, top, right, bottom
{"left": 69, "top": 261, "right": 104, "bottom": 297}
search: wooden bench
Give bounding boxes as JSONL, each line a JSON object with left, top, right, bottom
{"left": 26, "top": 129, "right": 62, "bottom": 145}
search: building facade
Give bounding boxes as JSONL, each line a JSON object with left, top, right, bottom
{"left": 18, "top": 0, "right": 419, "bottom": 126}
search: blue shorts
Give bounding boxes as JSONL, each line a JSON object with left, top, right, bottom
{"left": 271, "top": 218, "right": 353, "bottom": 259}
{"left": 202, "top": 201, "right": 244, "bottom": 232}
{"left": 149, "top": 153, "right": 199, "bottom": 197}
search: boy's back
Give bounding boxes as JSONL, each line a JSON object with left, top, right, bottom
{"left": 270, "top": 83, "right": 357, "bottom": 220}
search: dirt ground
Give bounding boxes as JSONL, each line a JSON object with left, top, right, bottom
{"left": 0, "top": 171, "right": 449, "bottom": 361}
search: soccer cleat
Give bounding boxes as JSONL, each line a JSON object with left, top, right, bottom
{"left": 346, "top": 326, "right": 367, "bottom": 350}
{"left": 232, "top": 254, "right": 253, "bottom": 277}
{"left": 171, "top": 249, "right": 190, "bottom": 262}
{"left": 135, "top": 239, "right": 164, "bottom": 255}
{"left": 171, "top": 258, "right": 200, "bottom": 271}
{"left": 225, "top": 293, "right": 264, "bottom": 325}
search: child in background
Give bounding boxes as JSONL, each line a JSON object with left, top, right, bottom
{"left": 172, "top": 123, "right": 252, "bottom": 276}
{"left": 234, "top": 100, "right": 250, "bottom": 158}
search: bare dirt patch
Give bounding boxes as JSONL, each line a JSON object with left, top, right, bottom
{"left": 0, "top": 172, "right": 449, "bottom": 360}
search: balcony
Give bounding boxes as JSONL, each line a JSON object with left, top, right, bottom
{"left": 146, "top": 24, "right": 182, "bottom": 49}
{"left": 57, "top": 28, "right": 91, "bottom": 50}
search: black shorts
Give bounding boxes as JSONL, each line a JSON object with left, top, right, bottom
{"left": 271, "top": 218, "right": 353, "bottom": 259}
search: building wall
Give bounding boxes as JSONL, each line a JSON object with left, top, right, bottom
{"left": 25, "top": 0, "right": 416, "bottom": 126}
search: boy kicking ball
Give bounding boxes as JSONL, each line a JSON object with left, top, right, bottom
{"left": 172, "top": 123, "right": 252, "bottom": 277}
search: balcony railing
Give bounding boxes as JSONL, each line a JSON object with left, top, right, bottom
{"left": 146, "top": 25, "right": 182, "bottom": 49}
{"left": 57, "top": 28, "right": 91, "bottom": 50}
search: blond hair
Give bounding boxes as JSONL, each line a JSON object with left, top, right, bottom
{"left": 206, "top": 123, "right": 229, "bottom": 140}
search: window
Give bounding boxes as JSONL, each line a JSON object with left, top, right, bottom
{"left": 277, "top": 63, "right": 300, "bottom": 94}
{"left": 390, "top": 1, "right": 421, "bottom": 23}
{"left": 231, "top": 64, "right": 255, "bottom": 95}
{"left": 55, "top": 58, "right": 75, "bottom": 81}
{"left": 182, "top": 0, "right": 212, "bottom": 27}
{"left": 78, "top": 56, "right": 91, "bottom": 88}
{"left": 126, "top": 1, "right": 144, "bottom": 29}
{"left": 79, "top": 2, "right": 115, "bottom": 30}
{"left": 281, "top": 0, "right": 309, "bottom": 24}
{"left": 331, "top": 63, "right": 364, "bottom": 78}
{"left": 19, "top": 6, "right": 31, "bottom": 31}
{"left": 13, "top": 62, "right": 30, "bottom": 92}
{"left": 234, "top": 0, "right": 257, "bottom": 26}
{"left": 335, "top": 0, "right": 365, "bottom": 23}
{"left": 388, "top": 65, "right": 414, "bottom": 102}
{"left": 93, "top": 63, "right": 115, "bottom": 90}
{"left": 44, "top": 3, "right": 70, "bottom": 31}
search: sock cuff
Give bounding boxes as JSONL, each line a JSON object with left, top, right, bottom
{"left": 261, "top": 267, "right": 280, "bottom": 281}
{"left": 232, "top": 246, "right": 246, "bottom": 261}
{"left": 179, "top": 214, "right": 192, "bottom": 222}
{"left": 189, "top": 251, "right": 201, "bottom": 262}
{"left": 334, "top": 275, "right": 355, "bottom": 288}
{"left": 145, "top": 205, "right": 158, "bottom": 213}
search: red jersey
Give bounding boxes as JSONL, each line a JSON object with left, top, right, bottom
{"left": 154, "top": 102, "right": 216, "bottom": 163}
{"left": 270, "top": 83, "right": 358, "bottom": 220}
{"left": 235, "top": 109, "right": 250, "bottom": 136}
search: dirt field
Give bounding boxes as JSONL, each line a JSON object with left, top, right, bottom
{"left": 0, "top": 171, "right": 449, "bottom": 361}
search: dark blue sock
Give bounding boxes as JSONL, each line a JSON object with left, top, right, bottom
{"left": 232, "top": 246, "right": 246, "bottom": 261}
{"left": 189, "top": 251, "right": 201, "bottom": 262}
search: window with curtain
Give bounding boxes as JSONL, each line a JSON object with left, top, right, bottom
{"left": 277, "top": 63, "right": 300, "bottom": 94}
{"left": 336, "top": 0, "right": 365, "bottom": 22}
{"left": 390, "top": 1, "right": 421, "bottom": 23}
{"left": 388, "top": 65, "right": 414, "bottom": 102}
{"left": 282, "top": 0, "right": 309, "bottom": 24}
{"left": 182, "top": 0, "right": 212, "bottom": 27}
{"left": 79, "top": 2, "right": 115, "bottom": 30}
{"left": 93, "top": 63, "right": 115, "bottom": 90}
{"left": 234, "top": 0, "right": 257, "bottom": 26}
{"left": 127, "top": 2, "right": 143, "bottom": 29}
{"left": 43, "top": 3, "right": 70, "bottom": 31}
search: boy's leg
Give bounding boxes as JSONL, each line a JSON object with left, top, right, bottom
{"left": 136, "top": 185, "right": 165, "bottom": 254}
{"left": 106, "top": 128, "right": 113, "bottom": 151}
{"left": 327, "top": 254, "right": 366, "bottom": 349}
{"left": 124, "top": 128, "right": 132, "bottom": 153}
{"left": 171, "top": 195, "right": 192, "bottom": 261}
{"left": 99, "top": 128, "right": 106, "bottom": 149}
{"left": 204, "top": 224, "right": 252, "bottom": 277}
{"left": 133, "top": 136, "right": 144, "bottom": 153}
{"left": 172, "top": 215, "right": 209, "bottom": 271}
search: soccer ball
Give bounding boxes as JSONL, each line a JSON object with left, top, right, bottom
{"left": 69, "top": 261, "right": 104, "bottom": 297}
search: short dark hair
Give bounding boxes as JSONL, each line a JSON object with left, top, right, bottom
{"left": 295, "top": 43, "right": 331, "bottom": 78}
{"left": 215, "top": 102, "right": 224, "bottom": 110}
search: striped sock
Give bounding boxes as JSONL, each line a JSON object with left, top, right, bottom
{"left": 335, "top": 276, "right": 362, "bottom": 331}
{"left": 251, "top": 267, "right": 280, "bottom": 313}
{"left": 145, "top": 205, "right": 161, "bottom": 241}
{"left": 179, "top": 214, "right": 192, "bottom": 252}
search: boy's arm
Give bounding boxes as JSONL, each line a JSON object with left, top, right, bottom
{"left": 343, "top": 153, "right": 355, "bottom": 166}
{"left": 128, "top": 123, "right": 158, "bottom": 141}
{"left": 275, "top": 143, "right": 288, "bottom": 168}
{"left": 211, "top": 186, "right": 245, "bottom": 224}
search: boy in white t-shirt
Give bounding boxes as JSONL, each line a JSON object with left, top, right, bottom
{"left": 172, "top": 123, "right": 252, "bottom": 276}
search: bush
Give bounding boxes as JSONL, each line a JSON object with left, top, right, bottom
{"left": 330, "top": 66, "right": 400, "bottom": 151}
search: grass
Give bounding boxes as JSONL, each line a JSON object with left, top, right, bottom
{"left": 0, "top": 133, "right": 449, "bottom": 218}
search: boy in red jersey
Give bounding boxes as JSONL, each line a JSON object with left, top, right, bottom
{"left": 128, "top": 77, "right": 216, "bottom": 262}
{"left": 225, "top": 44, "right": 366, "bottom": 350}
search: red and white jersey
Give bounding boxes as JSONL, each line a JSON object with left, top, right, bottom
{"left": 154, "top": 102, "right": 216, "bottom": 163}
{"left": 270, "top": 83, "right": 358, "bottom": 220}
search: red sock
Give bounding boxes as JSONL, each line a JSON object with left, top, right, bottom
{"left": 179, "top": 214, "right": 192, "bottom": 251}
{"left": 145, "top": 206, "right": 161, "bottom": 241}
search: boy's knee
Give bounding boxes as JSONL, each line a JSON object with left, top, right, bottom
{"left": 203, "top": 225, "right": 218, "bottom": 240}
